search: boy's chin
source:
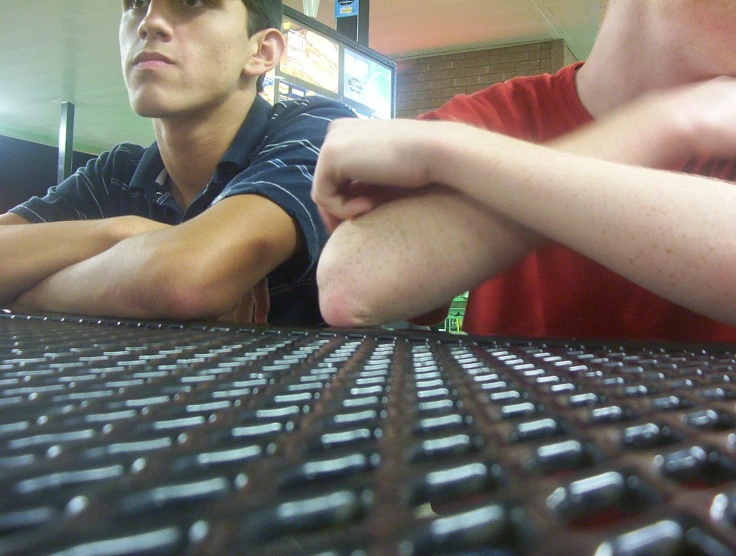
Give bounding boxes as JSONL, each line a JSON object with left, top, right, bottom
{"left": 129, "top": 93, "right": 178, "bottom": 119}
{"left": 131, "top": 104, "right": 169, "bottom": 119}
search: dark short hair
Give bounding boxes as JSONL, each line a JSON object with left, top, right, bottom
{"left": 242, "top": 1, "right": 283, "bottom": 92}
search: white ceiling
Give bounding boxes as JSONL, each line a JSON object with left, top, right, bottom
{"left": 0, "top": 0, "right": 600, "bottom": 153}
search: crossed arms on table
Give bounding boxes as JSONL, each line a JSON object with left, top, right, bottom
{"left": 313, "top": 78, "right": 736, "bottom": 328}
{"left": 0, "top": 193, "right": 295, "bottom": 322}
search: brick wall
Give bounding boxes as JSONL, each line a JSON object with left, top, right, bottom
{"left": 396, "top": 39, "right": 572, "bottom": 119}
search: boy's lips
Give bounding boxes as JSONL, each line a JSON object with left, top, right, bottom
{"left": 132, "top": 51, "right": 174, "bottom": 66}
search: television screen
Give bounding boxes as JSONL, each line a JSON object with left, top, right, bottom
{"left": 278, "top": 80, "right": 316, "bottom": 102}
{"left": 280, "top": 20, "right": 340, "bottom": 94}
{"left": 343, "top": 48, "right": 393, "bottom": 119}
{"left": 261, "top": 69, "right": 276, "bottom": 105}
{"left": 274, "top": 7, "right": 397, "bottom": 118}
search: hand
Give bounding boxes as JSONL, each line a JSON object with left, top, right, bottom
{"left": 552, "top": 76, "right": 736, "bottom": 170}
{"left": 7, "top": 292, "right": 34, "bottom": 313}
{"left": 312, "top": 118, "right": 444, "bottom": 223}
{"left": 318, "top": 207, "right": 343, "bottom": 235}
{"left": 663, "top": 76, "right": 736, "bottom": 161}
{"left": 217, "top": 278, "right": 270, "bottom": 325}
{"left": 318, "top": 189, "right": 422, "bottom": 235}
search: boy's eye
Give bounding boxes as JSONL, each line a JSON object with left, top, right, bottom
{"left": 123, "top": 0, "right": 148, "bottom": 10}
{"left": 121, "top": 0, "right": 207, "bottom": 13}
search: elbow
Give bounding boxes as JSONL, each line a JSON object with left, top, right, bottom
{"left": 156, "top": 279, "right": 234, "bottom": 321}
{"left": 318, "top": 286, "right": 374, "bottom": 328}
{"left": 316, "top": 252, "right": 382, "bottom": 328}
{"left": 131, "top": 252, "right": 241, "bottom": 321}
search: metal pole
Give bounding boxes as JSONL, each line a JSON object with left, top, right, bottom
{"left": 57, "top": 101, "right": 75, "bottom": 184}
{"left": 357, "top": 0, "right": 370, "bottom": 46}
{"left": 336, "top": 0, "right": 369, "bottom": 46}
{"left": 302, "top": 0, "right": 320, "bottom": 17}
{"left": 336, "top": 12, "right": 358, "bottom": 42}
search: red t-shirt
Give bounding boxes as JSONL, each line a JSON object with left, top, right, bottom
{"left": 420, "top": 62, "right": 736, "bottom": 342}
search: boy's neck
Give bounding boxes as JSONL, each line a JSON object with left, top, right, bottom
{"left": 575, "top": 2, "right": 704, "bottom": 120}
{"left": 153, "top": 91, "right": 257, "bottom": 209}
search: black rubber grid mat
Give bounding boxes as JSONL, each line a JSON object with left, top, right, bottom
{"left": 1, "top": 312, "right": 736, "bottom": 555}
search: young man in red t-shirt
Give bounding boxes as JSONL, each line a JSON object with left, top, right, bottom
{"left": 313, "top": 0, "right": 736, "bottom": 343}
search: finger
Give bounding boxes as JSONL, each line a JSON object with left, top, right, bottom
{"left": 234, "top": 292, "right": 255, "bottom": 324}
{"left": 217, "top": 297, "right": 245, "bottom": 323}
{"left": 322, "top": 195, "right": 377, "bottom": 221}
{"left": 312, "top": 163, "right": 363, "bottom": 219}
{"left": 311, "top": 180, "right": 350, "bottom": 220}
{"left": 253, "top": 278, "right": 270, "bottom": 324}
{"left": 318, "top": 207, "right": 343, "bottom": 235}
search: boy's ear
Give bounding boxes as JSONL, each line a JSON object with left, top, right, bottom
{"left": 244, "top": 29, "right": 286, "bottom": 79}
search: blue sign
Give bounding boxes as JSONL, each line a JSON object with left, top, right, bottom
{"left": 335, "top": 0, "right": 358, "bottom": 18}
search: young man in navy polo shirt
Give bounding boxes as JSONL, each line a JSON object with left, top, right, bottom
{"left": 0, "top": 0, "right": 354, "bottom": 326}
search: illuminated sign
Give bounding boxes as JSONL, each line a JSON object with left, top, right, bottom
{"left": 335, "top": 0, "right": 358, "bottom": 18}
{"left": 280, "top": 23, "right": 339, "bottom": 94}
{"left": 343, "top": 48, "right": 392, "bottom": 119}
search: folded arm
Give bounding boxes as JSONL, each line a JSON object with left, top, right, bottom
{"left": 12, "top": 194, "right": 301, "bottom": 320}
{"left": 317, "top": 186, "right": 538, "bottom": 326}
{"left": 314, "top": 79, "right": 736, "bottom": 327}
{"left": 0, "top": 212, "right": 168, "bottom": 307}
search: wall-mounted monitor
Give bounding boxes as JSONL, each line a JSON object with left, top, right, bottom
{"left": 343, "top": 48, "right": 393, "bottom": 119}
{"left": 281, "top": 21, "right": 340, "bottom": 95}
{"left": 272, "top": 6, "right": 397, "bottom": 119}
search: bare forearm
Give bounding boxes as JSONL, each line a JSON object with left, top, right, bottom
{"left": 318, "top": 187, "right": 538, "bottom": 326}
{"left": 316, "top": 102, "right": 683, "bottom": 327}
{"left": 318, "top": 106, "right": 736, "bottom": 328}
{"left": 14, "top": 231, "right": 167, "bottom": 317}
{"left": 0, "top": 217, "right": 122, "bottom": 306}
{"left": 15, "top": 229, "right": 240, "bottom": 319}
{"left": 15, "top": 196, "right": 299, "bottom": 321}
{"left": 433, "top": 123, "right": 736, "bottom": 325}
{"left": 549, "top": 91, "right": 686, "bottom": 167}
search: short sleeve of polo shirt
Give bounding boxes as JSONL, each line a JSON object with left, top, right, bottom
{"left": 10, "top": 144, "right": 147, "bottom": 223}
{"left": 210, "top": 97, "right": 356, "bottom": 281}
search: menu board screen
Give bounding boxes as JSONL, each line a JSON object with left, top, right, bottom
{"left": 280, "top": 20, "right": 340, "bottom": 94}
{"left": 343, "top": 48, "right": 393, "bottom": 119}
{"left": 261, "top": 69, "right": 276, "bottom": 105}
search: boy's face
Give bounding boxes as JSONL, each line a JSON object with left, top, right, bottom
{"left": 119, "top": 0, "right": 256, "bottom": 118}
